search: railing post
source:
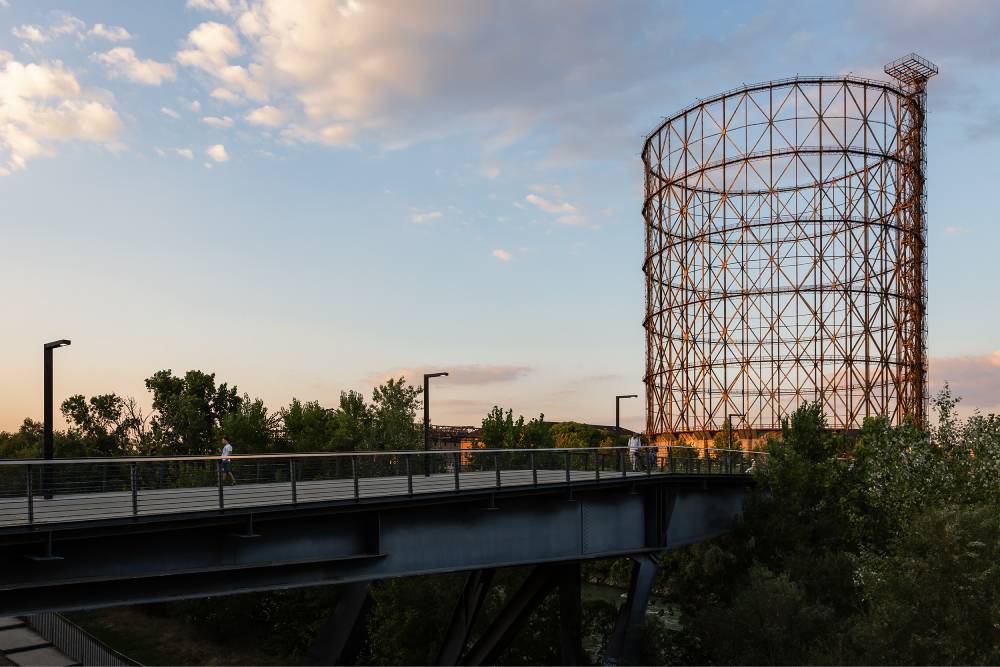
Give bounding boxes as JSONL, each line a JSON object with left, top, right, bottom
{"left": 668, "top": 448, "right": 674, "bottom": 473}
{"left": 25, "top": 465, "right": 33, "bottom": 525}
{"left": 621, "top": 451, "right": 626, "bottom": 479}
{"left": 594, "top": 450, "right": 600, "bottom": 481}
{"left": 530, "top": 451, "right": 537, "bottom": 486}
{"left": 406, "top": 453, "right": 413, "bottom": 496}
{"left": 494, "top": 453, "right": 501, "bottom": 488}
{"left": 289, "top": 460, "right": 297, "bottom": 504}
{"left": 646, "top": 449, "right": 652, "bottom": 476}
{"left": 352, "top": 456, "right": 360, "bottom": 500}
{"left": 454, "top": 451, "right": 460, "bottom": 491}
{"left": 217, "top": 460, "right": 224, "bottom": 510}
{"left": 130, "top": 463, "right": 138, "bottom": 516}
{"left": 565, "top": 450, "right": 571, "bottom": 485}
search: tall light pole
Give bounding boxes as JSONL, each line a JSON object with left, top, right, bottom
{"left": 423, "top": 371, "right": 448, "bottom": 475}
{"left": 615, "top": 394, "right": 638, "bottom": 445}
{"left": 43, "top": 339, "right": 71, "bottom": 498}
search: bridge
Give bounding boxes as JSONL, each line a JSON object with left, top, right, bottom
{"left": 0, "top": 446, "right": 760, "bottom": 665}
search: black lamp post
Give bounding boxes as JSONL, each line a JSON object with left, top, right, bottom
{"left": 615, "top": 394, "right": 638, "bottom": 445}
{"left": 43, "top": 339, "right": 71, "bottom": 498}
{"left": 423, "top": 371, "right": 448, "bottom": 475}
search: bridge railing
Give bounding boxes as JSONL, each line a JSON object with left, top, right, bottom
{"left": 0, "top": 446, "right": 765, "bottom": 528}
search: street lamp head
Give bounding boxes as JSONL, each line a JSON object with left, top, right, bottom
{"left": 424, "top": 371, "right": 449, "bottom": 379}
{"left": 617, "top": 394, "right": 638, "bottom": 399}
{"left": 44, "top": 339, "right": 71, "bottom": 350}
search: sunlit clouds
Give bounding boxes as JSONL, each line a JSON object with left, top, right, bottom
{"left": 93, "top": 47, "right": 175, "bottom": 85}
{"left": 205, "top": 143, "right": 229, "bottom": 161}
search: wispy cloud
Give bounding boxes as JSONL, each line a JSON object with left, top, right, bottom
{"left": 94, "top": 48, "right": 176, "bottom": 85}
{"left": 492, "top": 249, "right": 512, "bottom": 262}
{"left": 524, "top": 192, "right": 595, "bottom": 228}
{"left": 205, "top": 143, "right": 229, "bottom": 162}
{"left": 160, "top": 106, "right": 181, "bottom": 120}
{"left": 411, "top": 210, "right": 442, "bottom": 224}
{"left": 944, "top": 226, "right": 969, "bottom": 234}
{"left": 369, "top": 364, "right": 532, "bottom": 387}
{"left": 930, "top": 349, "right": 1000, "bottom": 409}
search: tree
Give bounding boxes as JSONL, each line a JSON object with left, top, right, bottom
{"left": 222, "top": 394, "right": 281, "bottom": 454}
{"left": 144, "top": 369, "right": 242, "bottom": 455}
{"left": 60, "top": 393, "right": 148, "bottom": 456}
{"left": 330, "top": 390, "right": 371, "bottom": 452}
{"left": 551, "top": 421, "right": 602, "bottom": 449}
{"left": 368, "top": 377, "right": 421, "bottom": 451}
{"left": 282, "top": 398, "right": 336, "bottom": 452}
{"left": 480, "top": 406, "right": 525, "bottom": 449}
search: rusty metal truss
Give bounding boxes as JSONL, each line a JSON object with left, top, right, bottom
{"left": 642, "top": 56, "right": 937, "bottom": 440}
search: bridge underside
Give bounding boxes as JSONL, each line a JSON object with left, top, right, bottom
{"left": 0, "top": 475, "right": 748, "bottom": 664}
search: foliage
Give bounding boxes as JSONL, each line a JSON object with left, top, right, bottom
{"left": 480, "top": 406, "right": 525, "bottom": 449}
{"left": 551, "top": 421, "right": 607, "bottom": 449}
{"left": 222, "top": 394, "right": 282, "bottom": 454}
{"left": 60, "top": 393, "right": 148, "bottom": 456}
{"left": 144, "top": 369, "right": 242, "bottom": 455}
{"left": 368, "top": 377, "right": 421, "bottom": 451}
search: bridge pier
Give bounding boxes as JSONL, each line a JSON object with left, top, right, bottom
{"left": 305, "top": 581, "right": 374, "bottom": 666}
{"left": 437, "top": 569, "right": 495, "bottom": 665}
{"left": 603, "top": 554, "right": 660, "bottom": 666}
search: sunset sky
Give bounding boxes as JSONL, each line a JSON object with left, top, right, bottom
{"left": 2, "top": 0, "right": 999, "bottom": 433}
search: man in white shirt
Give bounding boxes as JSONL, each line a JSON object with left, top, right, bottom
{"left": 220, "top": 435, "right": 237, "bottom": 485}
{"left": 628, "top": 435, "right": 640, "bottom": 471}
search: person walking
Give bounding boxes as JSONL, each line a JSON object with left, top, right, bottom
{"left": 628, "top": 435, "right": 640, "bottom": 471}
{"left": 220, "top": 435, "right": 237, "bottom": 485}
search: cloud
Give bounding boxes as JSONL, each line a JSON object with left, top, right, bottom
{"left": 929, "top": 350, "right": 1000, "bottom": 409}
{"left": 187, "top": 0, "right": 243, "bottom": 14}
{"left": 90, "top": 24, "right": 132, "bottom": 42}
{"left": 12, "top": 13, "right": 86, "bottom": 44}
{"left": 0, "top": 59, "right": 121, "bottom": 173}
{"left": 176, "top": 147, "right": 194, "bottom": 159}
{"left": 411, "top": 210, "right": 442, "bottom": 224}
{"left": 94, "top": 47, "right": 176, "bottom": 85}
{"left": 246, "top": 104, "right": 285, "bottom": 126}
{"left": 175, "top": 21, "right": 266, "bottom": 100}
{"left": 201, "top": 115, "right": 233, "bottom": 128}
{"left": 205, "top": 143, "right": 229, "bottom": 161}
{"left": 525, "top": 193, "right": 575, "bottom": 215}
{"left": 492, "top": 248, "right": 512, "bottom": 261}
{"left": 210, "top": 87, "right": 240, "bottom": 103}
{"left": 11, "top": 25, "right": 48, "bottom": 43}
{"left": 369, "top": 364, "right": 532, "bottom": 387}
{"left": 944, "top": 226, "right": 968, "bottom": 234}
{"left": 160, "top": 106, "right": 180, "bottom": 119}
{"left": 525, "top": 192, "right": 595, "bottom": 228}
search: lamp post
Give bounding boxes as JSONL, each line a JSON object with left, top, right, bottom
{"left": 423, "top": 371, "right": 449, "bottom": 475}
{"left": 615, "top": 394, "right": 638, "bottom": 445}
{"left": 43, "top": 339, "right": 71, "bottom": 499}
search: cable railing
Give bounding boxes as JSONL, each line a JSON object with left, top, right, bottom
{"left": 22, "top": 613, "right": 139, "bottom": 666}
{"left": 0, "top": 446, "right": 764, "bottom": 529}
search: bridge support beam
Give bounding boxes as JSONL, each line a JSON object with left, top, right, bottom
{"left": 305, "top": 580, "right": 374, "bottom": 666}
{"left": 557, "top": 561, "right": 583, "bottom": 666}
{"left": 437, "top": 569, "right": 495, "bottom": 665}
{"left": 603, "top": 554, "right": 660, "bottom": 666}
{"left": 461, "top": 564, "right": 557, "bottom": 666}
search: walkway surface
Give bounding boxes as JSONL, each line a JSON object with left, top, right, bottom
{"left": 0, "top": 619, "right": 75, "bottom": 667}
{"left": 0, "top": 467, "right": 678, "bottom": 529}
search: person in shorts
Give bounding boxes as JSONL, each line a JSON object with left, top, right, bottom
{"left": 220, "top": 435, "right": 236, "bottom": 485}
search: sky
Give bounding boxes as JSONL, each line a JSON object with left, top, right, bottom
{"left": 2, "top": 0, "right": 1000, "bottom": 434}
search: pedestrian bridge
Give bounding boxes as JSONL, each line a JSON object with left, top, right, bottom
{"left": 0, "top": 446, "right": 761, "bottom": 665}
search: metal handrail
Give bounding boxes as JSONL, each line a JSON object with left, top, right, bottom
{"left": 0, "top": 444, "right": 761, "bottom": 466}
{"left": 0, "top": 445, "right": 765, "bottom": 529}
{"left": 23, "top": 613, "right": 140, "bottom": 666}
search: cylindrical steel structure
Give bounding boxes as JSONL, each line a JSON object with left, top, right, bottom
{"left": 642, "top": 57, "right": 936, "bottom": 441}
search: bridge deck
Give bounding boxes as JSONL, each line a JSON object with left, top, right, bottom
{"left": 0, "top": 446, "right": 759, "bottom": 531}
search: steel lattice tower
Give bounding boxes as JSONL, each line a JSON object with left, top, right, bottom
{"left": 642, "top": 55, "right": 937, "bottom": 442}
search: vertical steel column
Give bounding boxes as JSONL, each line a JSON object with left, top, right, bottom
{"left": 453, "top": 451, "right": 461, "bottom": 491}
{"left": 564, "top": 450, "right": 571, "bottom": 484}
{"left": 530, "top": 452, "right": 537, "bottom": 487}
{"left": 494, "top": 453, "right": 501, "bottom": 488}
{"left": 406, "top": 454, "right": 413, "bottom": 496}
{"left": 352, "top": 456, "right": 359, "bottom": 500}
{"left": 25, "top": 465, "right": 33, "bottom": 525}
{"left": 130, "top": 463, "right": 138, "bottom": 516}
{"left": 290, "top": 460, "right": 297, "bottom": 504}
{"left": 216, "top": 461, "right": 224, "bottom": 509}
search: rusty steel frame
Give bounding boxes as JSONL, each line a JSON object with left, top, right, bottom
{"left": 642, "top": 55, "right": 937, "bottom": 441}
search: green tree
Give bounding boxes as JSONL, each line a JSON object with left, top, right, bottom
{"left": 551, "top": 421, "right": 602, "bottom": 449}
{"left": 222, "top": 394, "right": 281, "bottom": 454}
{"left": 330, "top": 390, "right": 371, "bottom": 451}
{"left": 480, "top": 406, "right": 525, "bottom": 449}
{"left": 60, "top": 393, "right": 148, "bottom": 456}
{"left": 368, "top": 377, "right": 421, "bottom": 451}
{"left": 144, "top": 369, "right": 242, "bottom": 455}
{"left": 282, "top": 398, "right": 336, "bottom": 452}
